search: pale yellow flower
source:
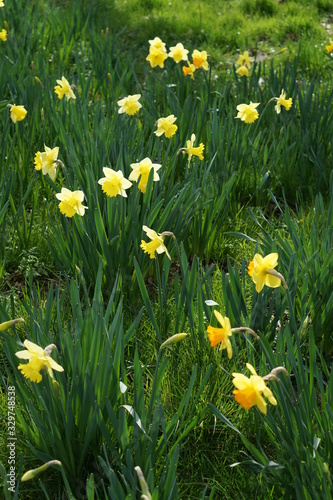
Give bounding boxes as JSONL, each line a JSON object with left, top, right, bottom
{"left": 129, "top": 157, "right": 161, "bottom": 194}
{"left": 248, "top": 253, "right": 281, "bottom": 293}
{"left": 54, "top": 76, "right": 76, "bottom": 101}
{"left": 274, "top": 89, "right": 292, "bottom": 114}
{"left": 326, "top": 38, "right": 333, "bottom": 53}
{"left": 236, "top": 65, "right": 249, "bottom": 77}
{"left": 16, "top": 340, "right": 64, "bottom": 383}
{"left": 207, "top": 310, "right": 233, "bottom": 359}
{"left": 192, "top": 49, "right": 209, "bottom": 70}
{"left": 98, "top": 168, "right": 132, "bottom": 198}
{"left": 146, "top": 46, "right": 168, "bottom": 68}
{"left": 149, "top": 37, "right": 166, "bottom": 51}
{"left": 117, "top": 94, "right": 142, "bottom": 116}
{"left": 182, "top": 63, "right": 196, "bottom": 79}
{"left": 168, "top": 43, "right": 189, "bottom": 63}
{"left": 37, "top": 145, "right": 60, "bottom": 181}
{"left": 140, "top": 225, "right": 171, "bottom": 260}
{"left": 9, "top": 104, "right": 27, "bottom": 123}
{"left": 235, "top": 102, "right": 259, "bottom": 124}
{"left": 154, "top": 115, "right": 178, "bottom": 138}
{"left": 0, "top": 2, "right": 5, "bottom": 7}
{"left": 56, "top": 188, "right": 87, "bottom": 217}
{"left": 179, "top": 134, "right": 204, "bottom": 164}
{"left": 233, "top": 363, "right": 277, "bottom": 415}
{"left": 0, "top": 28, "right": 7, "bottom": 41}
{"left": 236, "top": 50, "right": 251, "bottom": 68}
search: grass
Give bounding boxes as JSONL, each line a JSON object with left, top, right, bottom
{"left": 0, "top": 0, "right": 332, "bottom": 498}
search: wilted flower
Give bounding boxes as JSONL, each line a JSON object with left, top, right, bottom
{"left": 326, "top": 38, "right": 333, "bottom": 53}
{"left": 235, "top": 102, "right": 259, "bottom": 124}
{"left": 236, "top": 50, "right": 251, "bottom": 68}
{"left": 56, "top": 188, "right": 87, "bottom": 217}
{"left": 236, "top": 65, "right": 249, "bottom": 77}
{"left": 182, "top": 63, "right": 196, "bottom": 79}
{"left": 178, "top": 133, "right": 204, "bottom": 164}
{"left": 54, "top": 76, "right": 76, "bottom": 101}
{"left": 129, "top": 157, "right": 161, "bottom": 194}
{"left": 273, "top": 89, "right": 292, "bottom": 114}
{"left": 117, "top": 94, "right": 142, "bottom": 116}
{"left": 140, "top": 225, "right": 171, "bottom": 260}
{"left": 34, "top": 145, "right": 62, "bottom": 181}
{"left": 248, "top": 253, "right": 286, "bottom": 292}
{"left": 168, "top": 43, "right": 189, "bottom": 63}
{"left": 0, "top": 28, "right": 7, "bottom": 41}
{"left": 9, "top": 104, "right": 27, "bottom": 123}
{"left": 232, "top": 363, "right": 278, "bottom": 415}
{"left": 154, "top": 115, "right": 178, "bottom": 138}
{"left": 207, "top": 310, "right": 233, "bottom": 359}
{"left": 146, "top": 46, "right": 168, "bottom": 68}
{"left": 192, "top": 49, "right": 209, "bottom": 70}
{"left": 98, "top": 168, "right": 132, "bottom": 198}
{"left": 16, "top": 340, "right": 64, "bottom": 383}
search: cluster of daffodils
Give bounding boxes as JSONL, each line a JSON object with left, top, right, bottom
{"left": 236, "top": 88, "right": 293, "bottom": 124}
{"left": 235, "top": 50, "right": 251, "bottom": 77}
{"left": 146, "top": 36, "right": 209, "bottom": 80}
{"left": 207, "top": 252, "right": 288, "bottom": 414}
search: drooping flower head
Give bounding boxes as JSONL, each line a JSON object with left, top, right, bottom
{"left": 235, "top": 102, "right": 259, "bottom": 124}
{"left": 146, "top": 46, "right": 168, "bottom": 68}
{"left": 16, "top": 340, "right": 64, "bottom": 383}
{"left": 117, "top": 94, "right": 142, "bottom": 116}
{"left": 129, "top": 157, "right": 161, "bottom": 194}
{"left": 9, "top": 104, "right": 27, "bottom": 123}
{"left": 192, "top": 49, "right": 209, "bottom": 70}
{"left": 236, "top": 65, "right": 249, "bottom": 77}
{"left": 207, "top": 310, "right": 233, "bottom": 359}
{"left": 236, "top": 50, "right": 251, "bottom": 68}
{"left": 0, "top": 28, "right": 7, "bottom": 41}
{"left": 140, "top": 225, "right": 171, "bottom": 260}
{"left": 168, "top": 43, "right": 189, "bottom": 63}
{"left": 56, "top": 188, "right": 87, "bottom": 217}
{"left": 54, "top": 76, "right": 76, "bottom": 101}
{"left": 232, "top": 363, "right": 278, "bottom": 415}
{"left": 182, "top": 63, "right": 196, "bottom": 79}
{"left": 154, "top": 115, "right": 178, "bottom": 138}
{"left": 326, "top": 38, "right": 333, "bottom": 53}
{"left": 248, "top": 253, "right": 281, "bottom": 293}
{"left": 274, "top": 89, "right": 292, "bottom": 114}
{"left": 98, "top": 168, "right": 132, "bottom": 198}
{"left": 178, "top": 134, "right": 204, "bottom": 164}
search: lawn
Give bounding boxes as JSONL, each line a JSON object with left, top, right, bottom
{"left": 0, "top": 0, "right": 332, "bottom": 498}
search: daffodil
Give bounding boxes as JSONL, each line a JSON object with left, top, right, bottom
{"left": 149, "top": 36, "right": 166, "bottom": 51}
{"left": 9, "top": 104, "right": 27, "bottom": 123}
{"left": 326, "top": 38, "right": 333, "bottom": 53}
{"left": 235, "top": 102, "right": 259, "bottom": 124}
{"left": 35, "top": 145, "right": 62, "bottom": 181}
{"left": 129, "top": 157, "right": 161, "bottom": 194}
{"left": 0, "top": 28, "right": 7, "bottom": 41}
{"left": 168, "top": 43, "right": 189, "bottom": 63}
{"left": 248, "top": 253, "right": 287, "bottom": 293}
{"left": 232, "top": 363, "right": 278, "bottom": 415}
{"left": 140, "top": 225, "right": 172, "bottom": 260}
{"left": 98, "top": 168, "right": 132, "bottom": 198}
{"left": 0, "top": 2, "right": 5, "bottom": 7}
{"left": 54, "top": 76, "right": 76, "bottom": 101}
{"left": 22, "top": 461, "right": 62, "bottom": 482}
{"left": 154, "top": 115, "right": 178, "bottom": 138}
{"left": 146, "top": 46, "right": 168, "bottom": 68}
{"left": 56, "top": 188, "right": 87, "bottom": 217}
{"left": 236, "top": 65, "right": 249, "bottom": 77}
{"left": 273, "top": 89, "right": 292, "bottom": 114}
{"left": 236, "top": 50, "right": 251, "bottom": 68}
{"left": 207, "top": 310, "right": 233, "bottom": 358}
{"left": 192, "top": 49, "right": 209, "bottom": 70}
{"left": 16, "top": 340, "right": 64, "bottom": 383}
{"left": 182, "top": 63, "right": 196, "bottom": 79}
{"left": 117, "top": 94, "right": 142, "bottom": 116}
{"left": 0, "top": 318, "right": 24, "bottom": 331}
{"left": 178, "top": 134, "right": 204, "bottom": 164}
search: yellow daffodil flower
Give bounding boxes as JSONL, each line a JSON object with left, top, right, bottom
{"left": 34, "top": 145, "right": 61, "bottom": 181}
{"left": 236, "top": 50, "right": 251, "bottom": 68}
{"left": 129, "top": 157, "right": 161, "bottom": 194}
{"left": 207, "top": 310, "right": 233, "bottom": 359}
{"left": 154, "top": 115, "right": 178, "bottom": 138}
{"left": 192, "top": 49, "right": 209, "bottom": 70}
{"left": 9, "top": 104, "right": 27, "bottom": 123}
{"left": 182, "top": 63, "right": 196, "bottom": 79}
{"left": 168, "top": 43, "right": 189, "bottom": 63}
{"left": 248, "top": 253, "right": 283, "bottom": 293}
{"left": 326, "top": 38, "right": 333, "bottom": 53}
{"left": 232, "top": 363, "right": 277, "bottom": 415}
{"left": 98, "top": 167, "right": 132, "bottom": 198}
{"left": 0, "top": 28, "right": 7, "bottom": 41}
{"left": 117, "top": 94, "right": 142, "bottom": 116}
{"left": 178, "top": 134, "right": 204, "bottom": 164}
{"left": 0, "top": 2, "right": 5, "bottom": 7}
{"left": 16, "top": 340, "right": 64, "bottom": 383}
{"left": 236, "top": 65, "right": 249, "bottom": 77}
{"left": 148, "top": 36, "right": 166, "bottom": 51}
{"left": 140, "top": 225, "right": 171, "bottom": 260}
{"left": 235, "top": 101, "right": 259, "bottom": 124}
{"left": 274, "top": 89, "right": 292, "bottom": 114}
{"left": 146, "top": 46, "right": 168, "bottom": 68}
{"left": 54, "top": 76, "right": 76, "bottom": 101}
{"left": 56, "top": 188, "right": 88, "bottom": 217}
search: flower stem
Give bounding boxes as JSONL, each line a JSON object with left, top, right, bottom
{"left": 231, "top": 327, "right": 259, "bottom": 340}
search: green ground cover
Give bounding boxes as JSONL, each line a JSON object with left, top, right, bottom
{"left": 0, "top": 0, "right": 332, "bottom": 498}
